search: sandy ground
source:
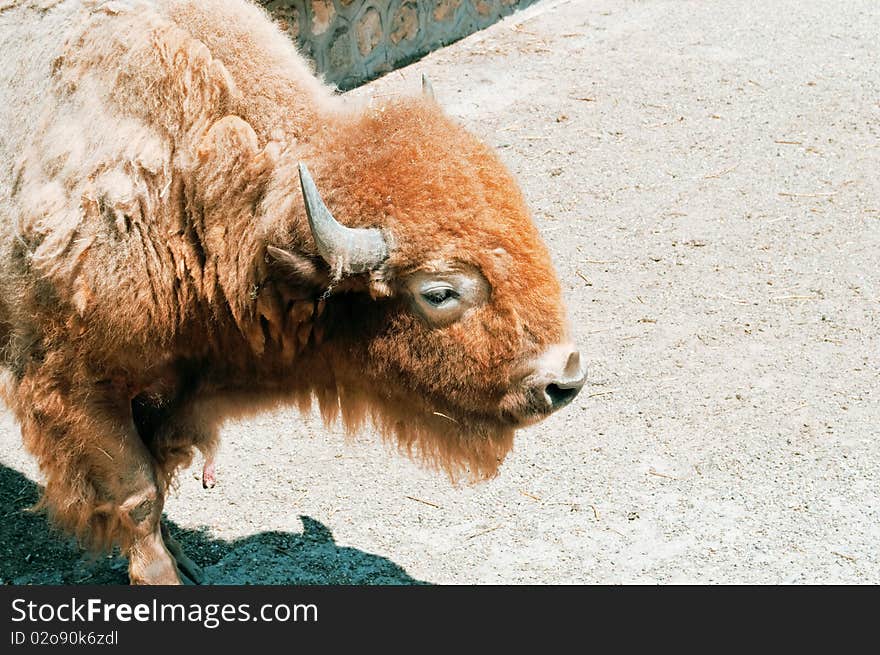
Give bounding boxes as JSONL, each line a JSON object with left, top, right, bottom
{"left": 2, "top": 0, "right": 879, "bottom": 584}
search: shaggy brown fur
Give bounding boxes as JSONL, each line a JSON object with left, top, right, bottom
{"left": 0, "top": 0, "right": 570, "bottom": 583}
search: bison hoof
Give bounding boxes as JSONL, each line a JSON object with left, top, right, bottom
{"left": 162, "top": 526, "right": 205, "bottom": 585}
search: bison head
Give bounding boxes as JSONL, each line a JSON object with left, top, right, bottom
{"left": 267, "top": 97, "right": 585, "bottom": 480}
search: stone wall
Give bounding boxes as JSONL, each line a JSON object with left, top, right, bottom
{"left": 260, "top": 0, "right": 538, "bottom": 90}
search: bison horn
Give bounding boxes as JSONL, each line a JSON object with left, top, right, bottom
{"left": 298, "top": 163, "right": 389, "bottom": 276}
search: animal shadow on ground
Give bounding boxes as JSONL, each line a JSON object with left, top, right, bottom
{"left": 0, "top": 464, "right": 426, "bottom": 585}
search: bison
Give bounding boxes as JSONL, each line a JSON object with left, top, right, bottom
{"left": 0, "top": 0, "right": 586, "bottom": 584}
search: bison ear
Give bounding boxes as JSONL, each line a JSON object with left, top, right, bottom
{"left": 267, "top": 245, "right": 328, "bottom": 288}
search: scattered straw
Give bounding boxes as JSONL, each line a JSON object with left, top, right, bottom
{"left": 770, "top": 295, "right": 817, "bottom": 302}
{"left": 648, "top": 468, "right": 678, "bottom": 480}
{"left": 406, "top": 496, "right": 442, "bottom": 509}
{"left": 779, "top": 191, "right": 837, "bottom": 198}
{"left": 831, "top": 551, "right": 857, "bottom": 563}
{"left": 467, "top": 526, "right": 501, "bottom": 540}
{"left": 432, "top": 411, "right": 459, "bottom": 424}
{"left": 704, "top": 165, "right": 738, "bottom": 179}
{"left": 716, "top": 294, "right": 750, "bottom": 305}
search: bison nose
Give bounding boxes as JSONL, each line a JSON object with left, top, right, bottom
{"left": 527, "top": 345, "right": 587, "bottom": 413}
{"left": 543, "top": 349, "right": 586, "bottom": 411}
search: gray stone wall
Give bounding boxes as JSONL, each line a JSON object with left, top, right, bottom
{"left": 260, "top": 0, "right": 538, "bottom": 90}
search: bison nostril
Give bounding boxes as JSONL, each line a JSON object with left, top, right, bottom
{"left": 544, "top": 381, "right": 583, "bottom": 410}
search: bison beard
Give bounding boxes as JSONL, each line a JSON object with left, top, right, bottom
{"left": 332, "top": 371, "right": 516, "bottom": 483}
{"left": 0, "top": 0, "right": 580, "bottom": 584}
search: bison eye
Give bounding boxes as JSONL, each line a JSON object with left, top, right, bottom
{"left": 421, "top": 287, "right": 458, "bottom": 307}
{"left": 404, "top": 266, "right": 490, "bottom": 326}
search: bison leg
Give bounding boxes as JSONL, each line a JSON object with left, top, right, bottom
{"left": 127, "top": 525, "right": 188, "bottom": 585}
{"left": 18, "top": 374, "right": 187, "bottom": 584}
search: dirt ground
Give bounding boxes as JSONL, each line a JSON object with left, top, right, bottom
{"left": 2, "top": 0, "right": 878, "bottom": 584}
